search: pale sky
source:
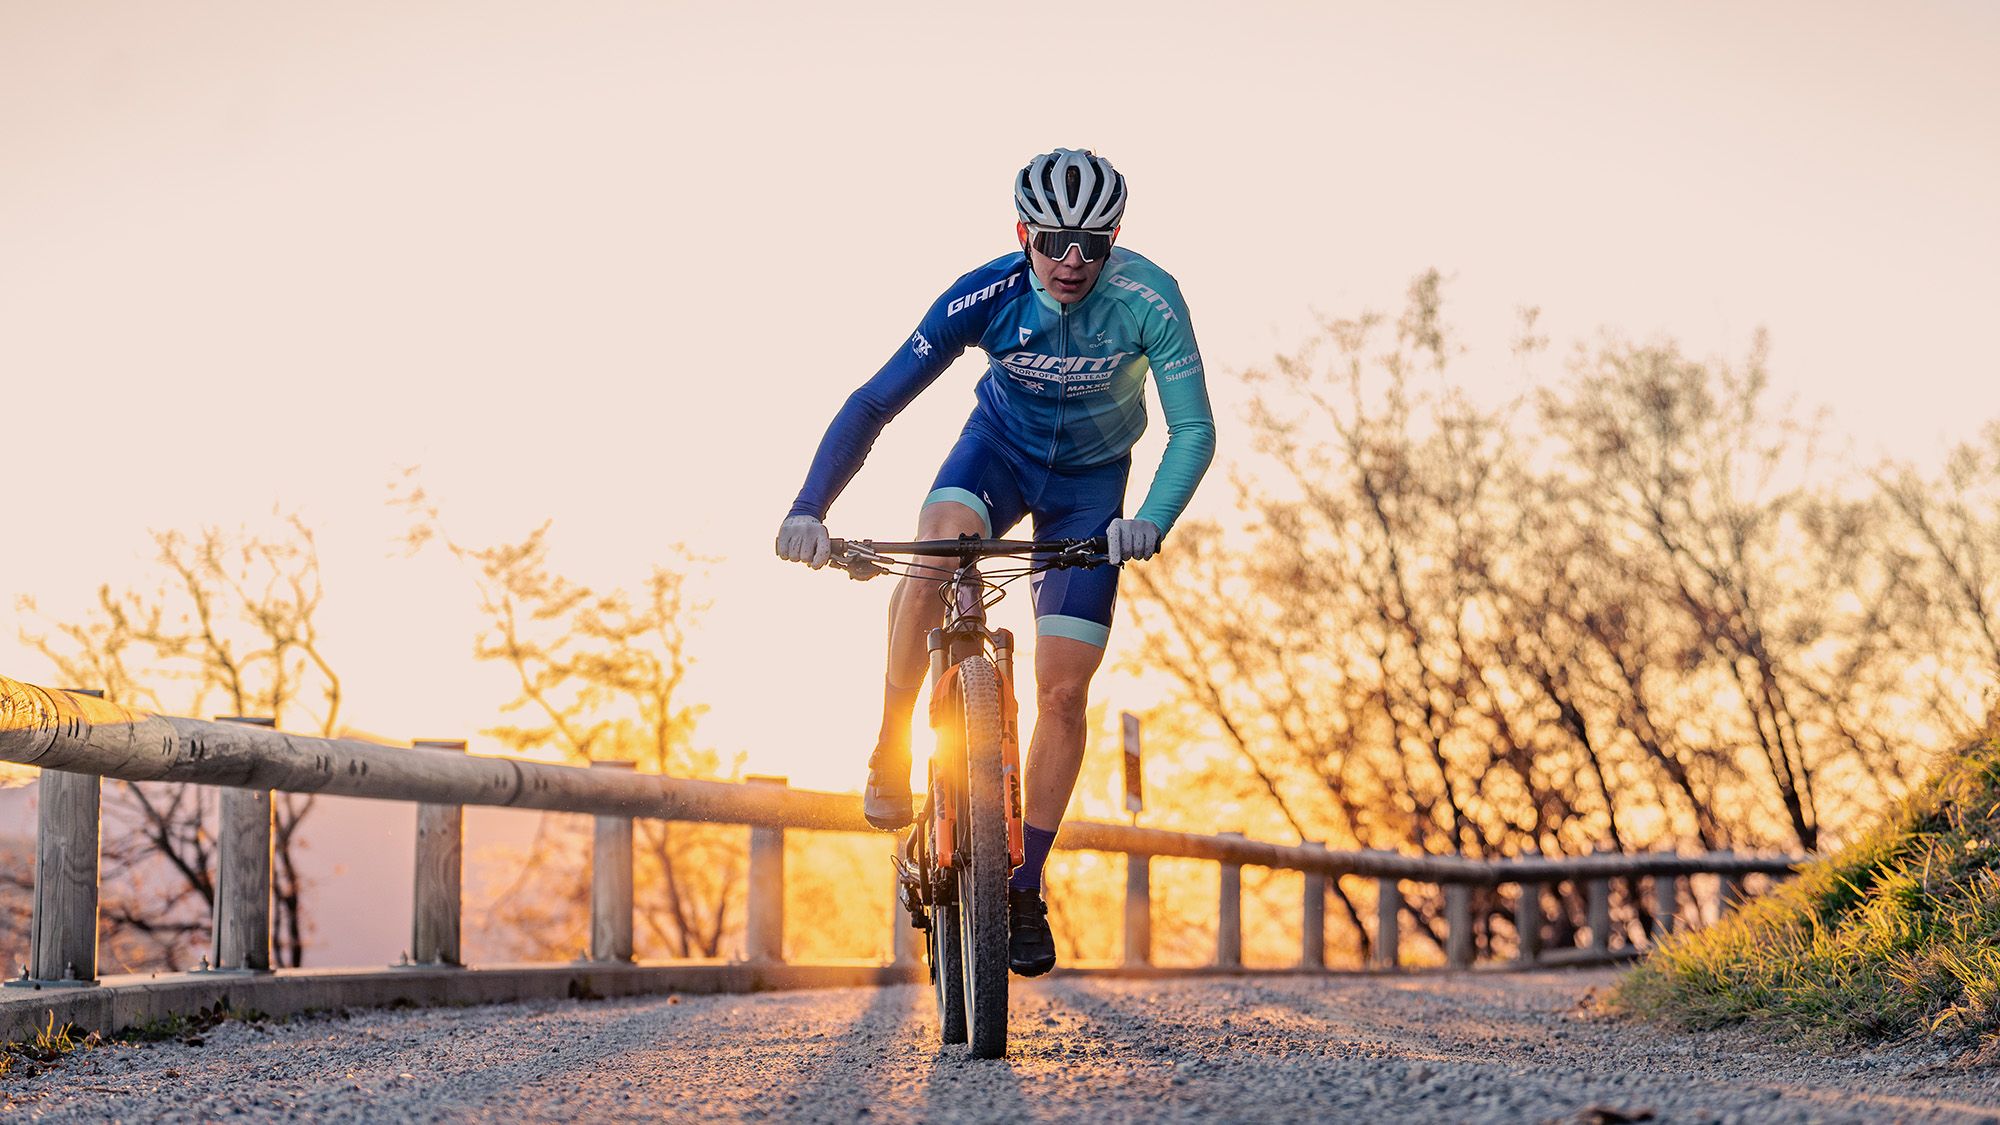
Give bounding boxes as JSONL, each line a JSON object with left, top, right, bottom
{"left": 4, "top": 1, "right": 1996, "bottom": 793}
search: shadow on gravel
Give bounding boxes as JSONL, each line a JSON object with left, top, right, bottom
{"left": 780, "top": 981, "right": 927, "bottom": 1118}
{"left": 1039, "top": 977, "right": 1248, "bottom": 1063}
{"left": 920, "top": 1046, "right": 1032, "bottom": 1122}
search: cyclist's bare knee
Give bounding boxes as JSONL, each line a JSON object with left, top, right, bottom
{"left": 888, "top": 500, "right": 979, "bottom": 623}
{"left": 1034, "top": 637, "right": 1103, "bottom": 717}
{"left": 915, "top": 500, "right": 986, "bottom": 541}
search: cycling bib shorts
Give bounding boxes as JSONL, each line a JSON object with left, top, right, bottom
{"left": 926, "top": 420, "right": 1127, "bottom": 648}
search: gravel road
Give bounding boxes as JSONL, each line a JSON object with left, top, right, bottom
{"left": 6, "top": 969, "right": 1998, "bottom": 1124}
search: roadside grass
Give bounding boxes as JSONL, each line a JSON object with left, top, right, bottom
{"left": 2, "top": 1013, "right": 100, "bottom": 1079}
{"left": 121, "top": 1001, "right": 268, "bottom": 1046}
{"left": 1615, "top": 725, "right": 2000, "bottom": 1058}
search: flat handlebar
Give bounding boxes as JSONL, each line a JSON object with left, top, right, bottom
{"left": 828, "top": 536, "right": 1107, "bottom": 560}
{"left": 821, "top": 535, "right": 1110, "bottom": 581}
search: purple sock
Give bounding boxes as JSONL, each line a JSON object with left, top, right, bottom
{"left": 1009, "top": 822, "right": 1059, "bottom": 892}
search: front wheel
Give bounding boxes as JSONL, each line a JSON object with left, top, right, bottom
{"left": 954, "top": 656, "right": 1010, "bottom": 1059}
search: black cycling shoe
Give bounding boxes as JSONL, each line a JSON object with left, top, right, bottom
{"left": 862, "top": 745, "right": 914, "bottom": 830}
{"left": 1008, "top": 886, "right": 1057, "bottom": 977}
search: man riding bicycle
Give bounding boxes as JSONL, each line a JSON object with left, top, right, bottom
{"left": 775, "top": 148, "right": 1215, "bottom": 977}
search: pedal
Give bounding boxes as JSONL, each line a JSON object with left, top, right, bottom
{"left": 892, "top": 852, "right": 930, "bottom": 929}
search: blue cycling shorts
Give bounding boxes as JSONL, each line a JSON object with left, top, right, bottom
{"left": 923, "top": 421, "right": 1128, "bottom": 648}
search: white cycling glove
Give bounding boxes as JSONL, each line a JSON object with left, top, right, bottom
{"left": 1105, "top": 518, "right": 1161, "bottom": 565}
{"left": 776, "top": 514, "right": 831, "bottom": 569}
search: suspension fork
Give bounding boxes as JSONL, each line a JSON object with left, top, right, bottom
{"left": 992, "top": 628, "right": 1025, "bottom": 867}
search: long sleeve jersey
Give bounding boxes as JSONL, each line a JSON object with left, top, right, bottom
{"left": 788, "top": 247, "right": 1216, "bottom": 534}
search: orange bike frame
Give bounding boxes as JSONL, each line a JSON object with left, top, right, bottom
{"left": 997, "top": 659, "right": 1024, "bottom": 868}
{"left": 928, "top": 662, "right": 963, "bottom": 871}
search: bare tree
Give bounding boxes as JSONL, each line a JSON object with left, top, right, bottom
{"left": 1124, "top": 273, "right": 1961, "bottom": 961}
{"left": 16, "top": 514, "right": 341, "bottom": 969}
{"left": 1130, "top": 274, "right": 1581, "bottom": 957}
{"left": 1878, "top": 423, "right": 2000, "bottom": 729}
{"left": 393, "top": 471, "right": 740, "bottom": 959}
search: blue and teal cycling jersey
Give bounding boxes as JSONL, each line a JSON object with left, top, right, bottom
{"left": 788, "top": 247, "right": 1216, "bottom": 535}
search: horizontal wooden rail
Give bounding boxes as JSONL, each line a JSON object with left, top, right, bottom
{"left": 0, "top": 675, "right": 1800, "bottom": 882}
{"left": 0, "top": 676, "right": 870, "bottom": 832}
{"left": 1054, "top": 821, "right": 1796, "bottom": 883}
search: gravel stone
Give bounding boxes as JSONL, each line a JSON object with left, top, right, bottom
{"left": 4, "top": 969, "right": 1998, "bottom": 1122}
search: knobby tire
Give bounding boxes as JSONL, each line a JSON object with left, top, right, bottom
{"left": 953, "top": 656, "right": 1010, "bottom": 1059}
{"left": 930, "top": 899, "right": 966, "bottom": 1044}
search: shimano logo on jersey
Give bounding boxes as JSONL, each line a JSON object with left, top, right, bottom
{"left": 1106, "top": 274, "right": 1178, "bottom": 321}
{"left": 946, "top": 274, "right": 1021, "bottom": 317}
{"left": 911, "top": 331, "right": 933, "bottom": 358}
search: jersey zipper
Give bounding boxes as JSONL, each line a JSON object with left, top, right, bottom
{"left": 1045, "top": 301, "right": 1068, "bottom": 466}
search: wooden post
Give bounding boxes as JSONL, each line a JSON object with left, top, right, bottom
{"left": 1124, "top": 853, "right": 1152, "bottom": 967}
{"left": 1719, "top": 864, "right": 1748, "bottom": 914}
{"left": 23, "top": 768, "right": 102, "bottom": 985}
{"left": 1445, "top": 882, "right": 1474, "bottom": 969}
{"left": 1216, "top": 833, "right": 1243, "bottom": 969}
{"left": 746, "top": 775, "right": 786, "bottom": 963}
{"left": 1373, "top": 875, "right": 1402, "bottom": 970}
{"left": 213, "top": 717, "right": 274, "bottom": 972}
{"left": 1651, "top": 873, "right": 1679, "bottom": 939}
{"left": 411, "top": 740, "right": 467, "bottom": 966}
{"left": 1513, "top": 881, "right": 1542, "bottom": 965}
{"left": 1587, "top": 876, "right": 1612, "bottom": 954}
{"left": 589, "top": 760, "right": 636, "bottom": 963}
{"left": 1299, "top": 842, "right": 1326, "bottom": 970}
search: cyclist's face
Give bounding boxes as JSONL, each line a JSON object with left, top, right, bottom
{"left": 1022, "top": 231, "right": 1110, "bottom": 304}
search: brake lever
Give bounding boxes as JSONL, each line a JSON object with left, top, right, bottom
{"left": 831, "top": 547, "right": 889, "bottom": 581}
{"left": 1052, "top": 543, "right": 1111, "bottom": 569}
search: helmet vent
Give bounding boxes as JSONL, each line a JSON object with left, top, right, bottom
{"left": 1014, "top": 147, "right": 1127, "bottom": 231}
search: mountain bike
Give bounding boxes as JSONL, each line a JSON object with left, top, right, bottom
{"left": 825, "top": 533, "right": 1108, "bottom": 1059}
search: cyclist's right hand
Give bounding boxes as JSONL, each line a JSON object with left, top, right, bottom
{"left": 775, "top": 514, "right": 832, "bottom": 568}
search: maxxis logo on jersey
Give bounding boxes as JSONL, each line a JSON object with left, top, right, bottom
{"left": 947, "top": 274, "right": 1022, "bottom": 317}
{"left": 1105, "top": 274, "right": 1178, "bottom": 321}
{"left": 1159, "top": 352, "right": 1202, "bottom": 383}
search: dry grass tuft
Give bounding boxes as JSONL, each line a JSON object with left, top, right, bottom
{"left": 1616, "top": 726, "right": 2000, "bottom": 1057}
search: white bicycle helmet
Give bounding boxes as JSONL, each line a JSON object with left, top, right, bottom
{"left": 1014, "top": 148, "right": 1127, "bottom": 231}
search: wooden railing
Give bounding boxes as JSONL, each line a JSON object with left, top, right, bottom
{"left": 0, "top": 674, "right": 1802, "bottom": 992}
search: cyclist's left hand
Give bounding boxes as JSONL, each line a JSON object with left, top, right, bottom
{"left": 1106, "top": 518, "right": 1161, "bottom": 565}
{"left": 776, "top": 514, "right": 832, "bottom": 568}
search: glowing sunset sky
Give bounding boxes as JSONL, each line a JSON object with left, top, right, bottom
{"left": 3, "top": 2, "right": 1995, "bottom": 791}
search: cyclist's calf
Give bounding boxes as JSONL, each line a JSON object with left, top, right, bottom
{"left": 1023, "top": 636, "right": 1104, "bottom": 827}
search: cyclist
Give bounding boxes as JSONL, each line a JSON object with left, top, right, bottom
{"left": 775, "top": 148, "right": 1215, "bottom": 977}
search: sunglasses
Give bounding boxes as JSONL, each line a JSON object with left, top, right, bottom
{"left": 1024, "top": 225, "right": 1117, "bottom": 263}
